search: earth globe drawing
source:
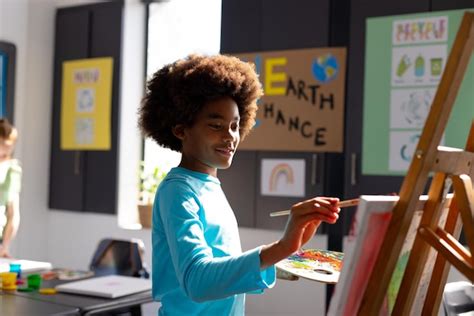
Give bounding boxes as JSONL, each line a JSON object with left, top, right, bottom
{"left": 312, "top": 54, "right": 339, "bottom": 83}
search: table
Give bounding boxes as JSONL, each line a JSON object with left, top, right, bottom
{"left": 2, "top": 278, "right": 153, "bottom": 315}
{"left": 0, "top": 292, "right": 79, "bottom": 316}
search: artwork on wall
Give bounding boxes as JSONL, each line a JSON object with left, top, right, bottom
{"left": 260, "top": 158, "right": 305, "bottom": 197}
{"left": 235, "top": 47, "right": 347, "bottom": 153}
{"left": 60, "top": 57, "right": 113, "bottom": 150}
{"left": 362, "top": 9, "right": 474, "bottom": 176}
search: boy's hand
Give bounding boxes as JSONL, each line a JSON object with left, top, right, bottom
{"left": 279, "top": 197, "right": 340, "bottom": 254}
{"left": 260, "top": 197, "right": 340, "bottom": 270}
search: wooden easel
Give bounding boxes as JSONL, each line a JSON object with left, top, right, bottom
{"left": 358, "top": 12, "right": 474, "bottom": 315}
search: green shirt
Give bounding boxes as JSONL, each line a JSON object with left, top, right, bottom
{"left": 0, "top": 159, "right": 22, "bottom": 240}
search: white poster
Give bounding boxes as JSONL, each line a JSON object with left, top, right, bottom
{"left": 261, "top": 159, "right": 305, "bottom": 197}
{"left": 389, "top": 131, "right": 445, "bottom": 171}
{"left": 390, "top": 88, "right": 435, "bottom": 128}
{"left": 391, "top": 45, "right": 447, "bottom": 87}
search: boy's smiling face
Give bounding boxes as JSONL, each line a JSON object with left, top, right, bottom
{"left": 174, "top": 97, "right": 241, "bottom": 177}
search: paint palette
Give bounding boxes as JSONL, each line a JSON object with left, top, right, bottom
{"left": 275, "top": 248, "right": 344, "bottom": 284}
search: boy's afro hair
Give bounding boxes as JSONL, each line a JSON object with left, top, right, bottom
{"left": 138, "top": 54, "right": 263, "bottom": 152}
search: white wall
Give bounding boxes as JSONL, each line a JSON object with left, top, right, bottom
{"left": 0, "top": 0, "right": 51, "bottom": 262}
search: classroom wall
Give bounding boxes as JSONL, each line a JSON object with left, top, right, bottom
{"left": 0, "top": 1, "right": 328, "bottom": 315}
{"left": 1, "top": 1, "right": 467, "bottom": 315}
{"left": 0, "top": 0, "right": 50, "bottom": 262}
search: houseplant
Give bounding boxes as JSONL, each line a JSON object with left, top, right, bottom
{"left": 138, "top": 163, "right": 167, "bottom": 228}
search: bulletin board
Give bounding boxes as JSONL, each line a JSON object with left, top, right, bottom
{"left": 362, "top": 9, "right": 474, "bottom": 176}
{"left": 235, "top": 47, "right": 347, "bottom": 153}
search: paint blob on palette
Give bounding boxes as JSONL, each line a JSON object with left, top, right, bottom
{"left": 276, "top": 248, "right": 344, "bottom": 284}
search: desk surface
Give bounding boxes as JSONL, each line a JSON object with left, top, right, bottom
{"left": 0, "top": 292, "right": 80, "bottom": 316}
{"left": 11, "top": 278, "right": 153, "bottom": 315}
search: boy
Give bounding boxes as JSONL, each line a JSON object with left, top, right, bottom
{"left": 0, "top": 118, "right": 21, "bottom": 258}
{"left": 139, "top": 54, "right": 340, "bottom": 315}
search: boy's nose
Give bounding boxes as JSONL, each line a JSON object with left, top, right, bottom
{"left": 223, "top": 129, "right": 237, "bottom": 142}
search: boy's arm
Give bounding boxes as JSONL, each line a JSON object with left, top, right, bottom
{"left": 260, "top": 197, "right": 340, "bottom": 270}
{"left": 1, "top": 197, "right": 20, "bottom": 258}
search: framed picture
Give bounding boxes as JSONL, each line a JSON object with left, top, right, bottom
{"left": 0, "top": 41, "right": 16, "bottom": 121}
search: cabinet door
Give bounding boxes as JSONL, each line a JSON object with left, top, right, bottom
{"left": 219, "top": 151, "right": 258, "bottom": 228}
{"left": 83, "top": 3, "right": 122, "bottom": 214}
{"left": 49, "top": 10, "right": 89, "bottom": 211}
{"left": 261, "top": 0, "right": 330, "bottom": 50}
{"left": 220, "top": 0, "right": 261, "bottom": 53}
{"left": 49, "top": 2, "right": 123, "bottom": 214}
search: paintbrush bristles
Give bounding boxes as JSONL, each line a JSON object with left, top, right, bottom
{"left": 269, "top": 198, "right": 359, "bottom": 217}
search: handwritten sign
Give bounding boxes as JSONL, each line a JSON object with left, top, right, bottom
{"left": 236, "top": 48, "right": 346, "bottom": 152}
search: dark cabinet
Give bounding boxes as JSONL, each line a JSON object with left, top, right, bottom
{"left": 49, "top": 1, "right": 123, "bottom": 214}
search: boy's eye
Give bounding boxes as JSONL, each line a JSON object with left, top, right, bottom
{"left": 209, "top": 123, "right": 221, "bottom": 129}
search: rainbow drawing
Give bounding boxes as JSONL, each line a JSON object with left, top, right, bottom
{"left": 269, "top": 163, "right": 294, "bottom": 192}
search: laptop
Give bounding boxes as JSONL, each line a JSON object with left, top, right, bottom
{"left": 55, "top": 275, "right": 152, "bottom": 298}
{"left": 0, "top": 258, "right": 52, "bottom": 273}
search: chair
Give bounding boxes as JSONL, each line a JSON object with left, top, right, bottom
{"left": 443, "top": 281, "right": 474, "bottom": 316}
{"left": 89, "top": 238, "right": 150, "bottom": 316}
{"left": 90, "top": 238, "right": 150, "bottom": 279}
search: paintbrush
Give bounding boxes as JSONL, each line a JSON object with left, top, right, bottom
{"left": 269, "top": 198, "right": 359, "bottom": 217}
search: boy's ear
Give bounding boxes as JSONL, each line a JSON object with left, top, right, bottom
{"left": 172, "top": 124, "right": 185, "bottom": 140}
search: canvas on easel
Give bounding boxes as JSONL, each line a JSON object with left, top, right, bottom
{"left": 327, "top": 195, "right": 453, "bottom": 316}
{"left": 351, "top": 11, "right": 474, "bottom": 316}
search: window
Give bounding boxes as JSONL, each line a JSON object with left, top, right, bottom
{"left": 143, "top": 0, "right": 222, "bottom": 177}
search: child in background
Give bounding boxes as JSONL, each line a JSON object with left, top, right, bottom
{"left": 0, "top": 118, "right": 21, "bottom": 258}
{"left": 139, "top": 54, "right": 340, "bottom": 315}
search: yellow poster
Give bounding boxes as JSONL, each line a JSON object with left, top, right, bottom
{"left": 60, "top": 57, "right": 113, "bottom": 150}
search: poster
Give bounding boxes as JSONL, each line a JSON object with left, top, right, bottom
{"left": 261, "top": 159, "right": 305, "bottom": 197}
{"left": 235, "top": 48, "right": 347, "bottom": 152}
{"left": 362, "top": 9, "right": 474, "bottom": 175}
{"left": 61, "top": 57, "right": 113, "bottom": 150}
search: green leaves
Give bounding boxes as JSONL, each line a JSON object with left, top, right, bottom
{"left": 139, "top": 162, "right": 167, "bottom": 205}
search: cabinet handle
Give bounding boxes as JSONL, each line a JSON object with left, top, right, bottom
{"left": 74, "top": 151, "right": 81, "bottom": 175}
{"left": 311, "top": 154, "right": 317, "bottom": 186}
{"left": 351, "top": 153, "right": 357, "bottom": 186}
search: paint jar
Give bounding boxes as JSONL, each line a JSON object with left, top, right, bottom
{"left": 27, "top": 274, "right": 42, "bottom": 290}
{"left": 0, "top": 272, "right": 18, "bottom": 290}
{"left": 9, "top": 263, "right": 22, "bottom": 279}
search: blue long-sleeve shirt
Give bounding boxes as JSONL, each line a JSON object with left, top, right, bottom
{"left": 152, "top": 167, "right": 275, "bottom": 315}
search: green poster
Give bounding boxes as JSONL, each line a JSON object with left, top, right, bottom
{"left": 362, "top": 9, "right": 474, "bottom": 176}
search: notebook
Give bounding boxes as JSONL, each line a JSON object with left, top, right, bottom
{"left": 0, "top": 258, "right": 52, "bottom": 273}
{"left": 55, "top": 275, "right": 152, "bottom": 298}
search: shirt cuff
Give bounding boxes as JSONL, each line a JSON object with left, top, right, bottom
{"left": 247, "top": 246, "right": 276, "bottom": 294}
